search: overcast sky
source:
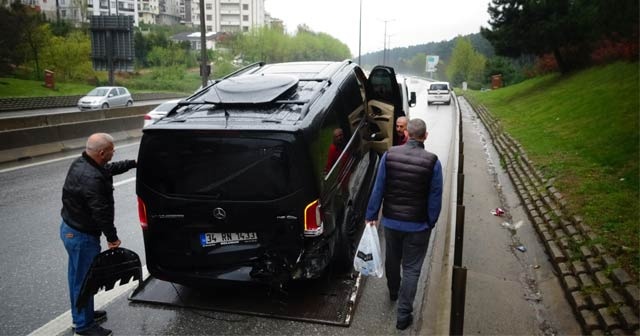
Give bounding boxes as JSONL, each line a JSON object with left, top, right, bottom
{"left": 264, "top": 0, "right": 492, "bottom": 57}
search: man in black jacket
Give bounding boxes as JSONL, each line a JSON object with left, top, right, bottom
{"left": 60, "top": 133, "right": 136, "bottom": 336}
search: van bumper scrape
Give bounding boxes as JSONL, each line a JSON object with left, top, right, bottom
{"left": 291, "top": 236, "right": 333, "bottom": 280}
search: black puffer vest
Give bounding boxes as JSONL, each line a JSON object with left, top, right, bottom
{"left": 383, "top": 139, "right": 438, "bottom": 222}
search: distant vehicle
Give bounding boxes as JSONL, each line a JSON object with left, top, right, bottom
{"left": 77, "top": 86, "right": 133, "bottom": 111}
{"left": 143, "top": 99, "right": 182, "bottom": 127}
{"left": 427, "top": 81, "right": 451, "bottom": 105}
{"left": 136, "top": 61, "right": 406, "bottom": 288}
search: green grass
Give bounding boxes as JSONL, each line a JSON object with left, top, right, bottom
{"left": 0, "top": 77, "right": 96, "bottom": 97}
{"left": 0, "top": 68, "right": 200, "bottom": 98}
{"left": 466, "top": 61, "right": 639, "bottom": 276}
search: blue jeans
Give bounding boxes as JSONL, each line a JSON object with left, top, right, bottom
{"left": 384, "top": 227, "right": 432, "bottom": 321}
{"left": 60, "top": 220, "right": 101, "bottom": 332}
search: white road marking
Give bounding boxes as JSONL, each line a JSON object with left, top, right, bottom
{"left": 27, "top": 267, "right": 150, "bottom": 336}
{"left": 114, "top": 177, "right": 136, "bottom": 187}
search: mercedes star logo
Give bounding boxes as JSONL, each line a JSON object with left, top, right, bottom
{"left": 213, "top": 207, "right": 226, "bottom": 220}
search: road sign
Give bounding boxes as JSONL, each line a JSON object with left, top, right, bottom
{"left": 90, "top": 15, "right": 135, "bottom": 84}
{"left": 426, "top": 55, "right": 439, "bottom": 73}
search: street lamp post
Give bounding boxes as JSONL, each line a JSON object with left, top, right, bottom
{"left": 358, "top": 0, "right": 362, "bottom": 65}
{"left": 379, "top": 19, "right": 394, "bottom": 66}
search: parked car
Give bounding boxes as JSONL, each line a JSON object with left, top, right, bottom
{"left": 136, "top": 61, "right": 405, "bottom": 288}
{"left": 426, "top": 81, "right": 451, "bottom": 105}
{"left": 143, "top": 99, "right": 182, "bottom": 127}
{"left": 77, "top": 86, "right": 133, "bottom": 110}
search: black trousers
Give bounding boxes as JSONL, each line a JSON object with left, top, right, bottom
{"left": 384, "top": 227, "right": 432, "bottom": 321}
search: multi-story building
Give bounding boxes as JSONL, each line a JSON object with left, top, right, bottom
{"left": 87, "top": 0, "right": 139, "bottom": 25}
{"left": 187, "top": 0, "right": 265, "bottom": 33}
{"left": 5, "top": 0, "right": 267, "bottom": 31}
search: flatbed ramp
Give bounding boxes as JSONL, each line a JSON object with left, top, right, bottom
{"left": 128, "top": 272, "right": 365, "bottom": 326}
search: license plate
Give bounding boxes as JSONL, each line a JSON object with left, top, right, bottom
{"left": 200, "top": 232, "right": 257, "bottom": 247}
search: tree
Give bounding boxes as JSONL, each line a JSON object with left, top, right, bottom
{"left": 0, "top": 6, "right": 21, "bottom": 75}
{"left": 15, "top": 5, "right": 51, "bottom": 80}
{"left": 42, "top": 31, "right": 94, "bottom": 81}
{"left": 446, "top": 37, "right": 486, "bottom": 88}
{"left": 481, "top": 0, "right": 638, "bottom": 73}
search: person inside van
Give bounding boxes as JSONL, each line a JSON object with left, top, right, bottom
{"left": 324, "top": 128, "right": 346, "bottom": 174}
{"left": 393, "top": 116, "right": 409, "bottom": 146}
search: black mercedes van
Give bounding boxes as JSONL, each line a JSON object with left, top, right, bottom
{"left": 136, "top": 61, "right": 405, "bottom": 287}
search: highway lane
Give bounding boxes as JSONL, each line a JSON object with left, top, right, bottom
{"left": 0, "top": 142, "right": 143, "bottom": 335}
{"left": 0, "top": 99, "right": 172, "bottom": 119}
{"left": 1, "top": 78, "right": 458, "bottom": 335}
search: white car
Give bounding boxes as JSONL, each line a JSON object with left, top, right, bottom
{"left": 78, "top": 86, "right": 133, "bottom": 110}
{"left": 427, "top": 81, "right": 452, "bottom": 105}
{"left": 143, "top": 99, "right": 182, "bottom": 127}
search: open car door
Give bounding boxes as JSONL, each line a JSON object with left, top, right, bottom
{"left": 365, "top": 66, "right": 403, "bottom": 155}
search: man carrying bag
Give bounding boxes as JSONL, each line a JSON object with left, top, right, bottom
{"left": 365, "top": 118, "right": 443, "bottom": 330}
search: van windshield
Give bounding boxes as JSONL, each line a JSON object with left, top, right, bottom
{"left": 138, "top": 132, "right": 295, "bottom": 201}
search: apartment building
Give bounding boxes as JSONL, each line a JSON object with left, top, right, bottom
{"left": 187, "top": 0, "right": 265, "bottom": 33}
{"left": 138, "top": 0, "right": 181, "bottom": 25}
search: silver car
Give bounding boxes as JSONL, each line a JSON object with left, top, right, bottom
{"left": 78, "top": 86, "right": 133, "bottom": 110}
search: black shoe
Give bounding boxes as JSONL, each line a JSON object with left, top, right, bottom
{"left": 72, "top": 310, "right": 107, "bottom": 330}
{"left": 396, "top": 315, "right": 413, "bottom": 330}
{"left": 93, "top": 310, "right": 107, "bottom": 324}
{"left": 74, "top": 325, "right": 113, "bottom": 336}
{"left": 389, "top": 292, "right": 398, "bottom": 301}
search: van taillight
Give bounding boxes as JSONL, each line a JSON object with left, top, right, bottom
{"left": 137, "top": 197, "right": 148, "bottom": 230}
{"left": 304, "top": 199, "right": 323, "bottom": 237}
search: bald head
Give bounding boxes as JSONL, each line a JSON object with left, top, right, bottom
{"left": 407, "top": 119, "right": 427, "bottom": 142}
{"left": 395, "top": 116, "right": 408, "bottom": 136}
{"left": 85, "top": 133, "right": 115, "bottom": 165}
{"left": 86, "top": 133, "right": 114, "bottom": 152}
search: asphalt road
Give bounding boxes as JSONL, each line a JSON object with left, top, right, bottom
{"left": 0, "top": 99, "right": 172, "bottom": 119}
{"left": 0, "top": 78, "right": 457, "bottom": 336}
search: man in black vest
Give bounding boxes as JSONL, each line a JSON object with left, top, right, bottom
{"left": 365, "top": 118, "right": 443, "bottom": 330}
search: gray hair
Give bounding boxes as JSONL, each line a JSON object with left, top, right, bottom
{"left": 86, "top": 133, "right": 114, "bottom": 152}
{"left": 407, "top": 118, "right": 427, "bottom": 139}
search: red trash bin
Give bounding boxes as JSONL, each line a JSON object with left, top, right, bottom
{"left": 44, "top": 70, "right": 55, "bottom": 89}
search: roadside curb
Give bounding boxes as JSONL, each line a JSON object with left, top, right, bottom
{"left": 463, "top": 96, "right": 639, "bottom": 335}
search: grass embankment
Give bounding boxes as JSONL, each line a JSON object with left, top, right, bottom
{"left": 0, "top": 68, "right": 202, "bottom": 98}
{"left": 0, "top": 77, "right": 95, "bottom": 97}
{"left": 466, "top": 61, "right": 639, "bottom": 276}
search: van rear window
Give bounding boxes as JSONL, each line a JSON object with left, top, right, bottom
{"left": 429, "top": 84, "right": 449, "bottom": 91}
{"left": 138, "top": 132, "right": 294, "bottom": 201}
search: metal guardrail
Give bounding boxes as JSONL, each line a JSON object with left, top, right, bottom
{"left": 0, "top": 103, "right": 157, "bottom": 163}
{"left": 449, "top": 92, "right": 467, "bottom": 335}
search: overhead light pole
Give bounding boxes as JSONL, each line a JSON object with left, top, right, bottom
{"left": 379, "top": 18, "right": 394, "bottom": 66}
{"left": 358, "top": 0, "right": 362, "bottom": 65}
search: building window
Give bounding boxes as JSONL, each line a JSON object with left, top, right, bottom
{"left": 207, "top": 25, "right": 212, "bottom": 32}
{"left": 206, "top": 14, "right": 212, "bottom": 21}
{"left": 243, "top": 26, "right": 248, "bottom": 32}
{"left": 205, "top": 3, "right": 211, "bottom": 9}
{"left": 242, "top": 15, "right": 248, "bottom": 21}
{"left": 242, "top": 4, "right": 248, "bottom": 10}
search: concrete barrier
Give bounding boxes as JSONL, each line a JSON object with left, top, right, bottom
{"left": 0, "top": 104, "right": 157, "bottom": 163}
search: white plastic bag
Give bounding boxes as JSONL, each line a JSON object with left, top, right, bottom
{"left": 353, "top": 224, "right": 383, "bottom": 278}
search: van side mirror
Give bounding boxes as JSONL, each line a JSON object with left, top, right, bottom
{"left": 409, "top": 92, "right": 416, "bottom": 107}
